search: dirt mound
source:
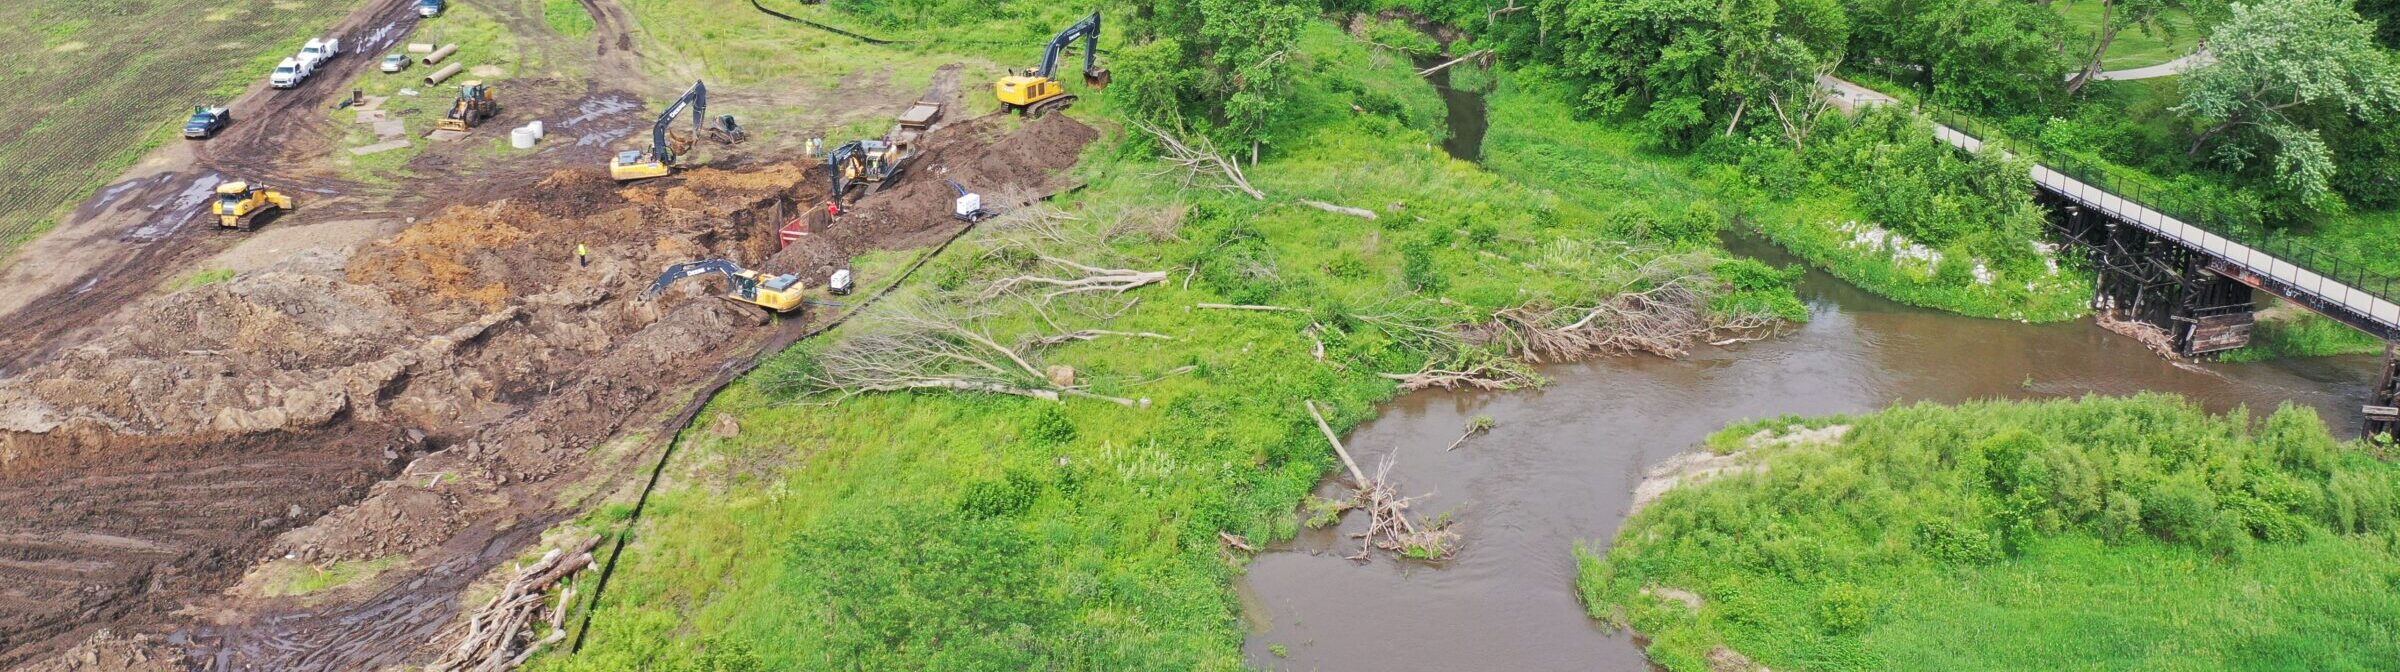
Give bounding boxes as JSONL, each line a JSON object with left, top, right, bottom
{"left": 828, "top": 114, "right": 1098, "bottom": 253}
{"left": 0, "top": 113, "right": 1099, "bottom": 669}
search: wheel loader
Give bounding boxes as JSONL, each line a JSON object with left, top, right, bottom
{"left": 436, "top": 81, "right": 499, "bottom": 133}
{"left": 213, "top": 181, "right": 293, "bottom": 231}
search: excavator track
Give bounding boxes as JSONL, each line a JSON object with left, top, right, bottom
{"left": 1026, "top": 94, "right": 1077, "bottom": 118}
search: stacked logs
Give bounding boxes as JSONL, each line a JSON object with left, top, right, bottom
{"left": 431, "top": 536, "right": 601, "bottom": 672}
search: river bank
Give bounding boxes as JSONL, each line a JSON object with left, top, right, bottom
{"left": 1237, "top": 232, "right": 2375, "bottom": 670}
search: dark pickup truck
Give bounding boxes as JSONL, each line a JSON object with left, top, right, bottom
{"left": 184, "top": 106, "right": 231, "bottom": 139}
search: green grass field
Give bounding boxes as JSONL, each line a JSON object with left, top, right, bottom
{"left": 1583, "top": 395, "right": 2400, "bottom": 671}
{"left": 2055, "top": 1, "right": 2205, "bottom": 70}
{"left": 0, "top": 0, "right": 353, "bottom": 262}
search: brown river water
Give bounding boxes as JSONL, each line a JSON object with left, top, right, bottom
{"left": 1237, "top": 234, "right": 2376, "bottom": 671}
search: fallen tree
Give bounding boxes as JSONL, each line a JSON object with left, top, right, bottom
{"left": 1133, "top": 120, "right": 1263, "bottom": 200}
{"left": 1306, "top": 400, "right": 1458, "bottom": 561}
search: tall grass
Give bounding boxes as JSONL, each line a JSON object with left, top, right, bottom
{"left": 1583, "top": 395, "right": 2400, "bottom": 671}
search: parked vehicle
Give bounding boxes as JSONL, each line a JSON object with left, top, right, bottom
{"left": 416, "top": 0, "right": 446, "bottom": 17}
{"left": 381, "top": 53, "right": 411, "bottom": 73}
{"left": 269, "top": 57, "right": 313, "bottom": 89}
{"left": 183, "top": 106, "right": 231, "bottom": 139}
{"left": 297, "top": 37, "right": 342, "bottom": 68}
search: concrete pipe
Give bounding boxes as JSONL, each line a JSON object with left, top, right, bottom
{"left": 527, "top": 120, "right": 544, "bottom": 139}
{"left": 423, "top": 62, "right": 464, "bottom": 86}
{"left": 511, "top": 128, "right": 537, "bottom": 149}
{"left": 422, "top": 43, "right": 460, "bottom": 66}
{"left": 406, "top": 43, "right": 435, "bottom": 54}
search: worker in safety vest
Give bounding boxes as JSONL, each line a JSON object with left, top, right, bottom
{"left": 577, "top": 243, "right": 589, "bottom": 267}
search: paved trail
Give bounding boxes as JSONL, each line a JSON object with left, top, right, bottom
{"left": 2072, "top": 50, "right": 2216, "bottom": 82}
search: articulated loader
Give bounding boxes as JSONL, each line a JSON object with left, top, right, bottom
{"left": 436, "top": 81, "right": 499, "bottom": 133}
{"left": 213, "top": 180, "right": 293, "bottom": 231}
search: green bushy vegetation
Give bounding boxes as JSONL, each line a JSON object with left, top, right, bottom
{"left": 2218, "top": 308, "right": 2390, "bottom": 362}
{"left": 542, "top": 0, "right": 597, "bottom": 37}
{"left": 545, "top": 12, "right": 1797, "bottom": 670}
{"left": 1583, "top": 395, "right": 2400, "bottom": 671}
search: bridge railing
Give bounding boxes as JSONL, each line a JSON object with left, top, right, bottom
{"left": 1923, "top": 107, "right": 2400, "bottom": 314}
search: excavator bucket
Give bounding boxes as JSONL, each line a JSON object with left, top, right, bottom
{"left": 1084, "top": 68, "right": 1112, "bottom": 89}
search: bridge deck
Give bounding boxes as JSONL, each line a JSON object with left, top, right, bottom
{"left": 1817, "top": 75, "right": 2400, "bottom": 337}
{"left": 1930, "top": 125, "right": 2400, "bottom": 333}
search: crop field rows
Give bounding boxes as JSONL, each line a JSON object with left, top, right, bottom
{"left": 0, "top": 0, "right": 351, "bottom": 260}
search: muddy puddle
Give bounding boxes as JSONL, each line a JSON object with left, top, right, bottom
{"left": 1238, "top": 233, "right": 2376, "bottom": 670}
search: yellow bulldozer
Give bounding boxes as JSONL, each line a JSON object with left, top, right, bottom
{"left": 436, "top": 81, "right": 499, "bottom": 133}
{"left": 995, "top": 12, "right": 1107, "bottom": 117}
{"left": 213, "top": 180, "right": 292, "bottom": 231}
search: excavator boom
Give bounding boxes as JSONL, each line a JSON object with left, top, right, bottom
{"left": 613, "top": 81, "right": 709, "bottom": 181}
{"left": 643, "top": 258, "right": 807, "bottom": 313}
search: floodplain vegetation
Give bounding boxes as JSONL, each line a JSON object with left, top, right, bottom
{"left": 544, "top": 8, "right": 1799, "bottom": 670}
{"left": 1584, "top": 395, "right": 2400, "bottom": 671}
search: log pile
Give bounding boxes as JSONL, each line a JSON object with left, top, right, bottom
{"left": 431, "top": 536, "right": 601, "bottom": 672}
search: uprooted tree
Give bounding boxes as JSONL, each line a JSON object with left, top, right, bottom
{"left": 772, "top": 208, "right": 1176, "bottom": 406}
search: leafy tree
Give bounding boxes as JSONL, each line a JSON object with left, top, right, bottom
{"left": 2062, "top": 0, "right": 2222, "bottom": 95}
{"left": 1120, "top": 0, "right": 1315, "bottom": 151}
{"left": 2176, "top": 0, "right": 2400, "bottom": 209}
{"left": 2359, "top": 0, "right": 2400, "bottom": 49}
{"left": 1523, "top": 0, "right": 1847, "bottom": 148}
{"left": 1842, "top": 0, "right": 2064, "bottom": 113}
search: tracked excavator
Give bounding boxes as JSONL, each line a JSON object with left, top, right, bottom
{"left": 611, "top": 81, "right": 718, "bottom": 181}
{"left": 213, "top": 180, "right": 293, "bottom": 231}
{"left": 995, "top": 11, "right": 1107, "bottom": 117}
{"left": 827, "top": 137, "right": 911, "bottom": 200}
{"left": 643, "top": 258, "right": 807, "bottom": 312}
{"left": 436, "top": 81, "right": 499, "bottom": 133}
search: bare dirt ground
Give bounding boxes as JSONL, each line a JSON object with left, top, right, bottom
{"left": 0, "top": 0, "right": 1101, "bottom": 667}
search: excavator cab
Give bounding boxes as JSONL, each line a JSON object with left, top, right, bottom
{"left": 995, "top": 12, "right": 1104, "bottom": 117}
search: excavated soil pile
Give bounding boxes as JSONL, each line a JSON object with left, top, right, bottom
{"left": 0, "top": 113, "right": 1096, "bottom": 669}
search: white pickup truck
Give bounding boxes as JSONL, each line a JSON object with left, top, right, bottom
{"left": 297, "top": 37, "right": 342, "bottom": 68}
{"left": 269, "top": 57, "right": 314, "bottom": 89}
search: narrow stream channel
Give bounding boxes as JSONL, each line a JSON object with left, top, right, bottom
{"left": 1236, "top": 233, "right": 2377, "bottom": 670}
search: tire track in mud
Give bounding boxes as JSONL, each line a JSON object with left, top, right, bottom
{"left": 0, "top": 0, "right": 420, "bottom": 376}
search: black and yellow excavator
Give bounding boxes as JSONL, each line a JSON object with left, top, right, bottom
{"left": 994, "top": 11, "right": 1107, "bottom": 117}
{"left": 435, "top": 81, "right": 499, "bottom": 133}
{"left": 828, "top": 138, "right": 911, "bottom": 200}
{"left": 611, "top": 81, "right": 710, "bottom": 181}
{"left": 213, "top": 180, "right": 293, "bottom": 231}
{"left": 642, "top": 258, "right": 806, "bottom": 312}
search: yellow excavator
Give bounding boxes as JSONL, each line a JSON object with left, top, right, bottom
{"left": 213, "top": 180, "right": 293, "bottom": 231}
{"left": 611, "top": 81, "right": 710, "bottom": 181}
{"left": 995, "top": 11, "right": 1107, "bottom": 117}
{"left": 642, "top": 258, "right": 807, "bottom": 312}
{"left": 436, "top": 81, "right": 499, "bottom": 133}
